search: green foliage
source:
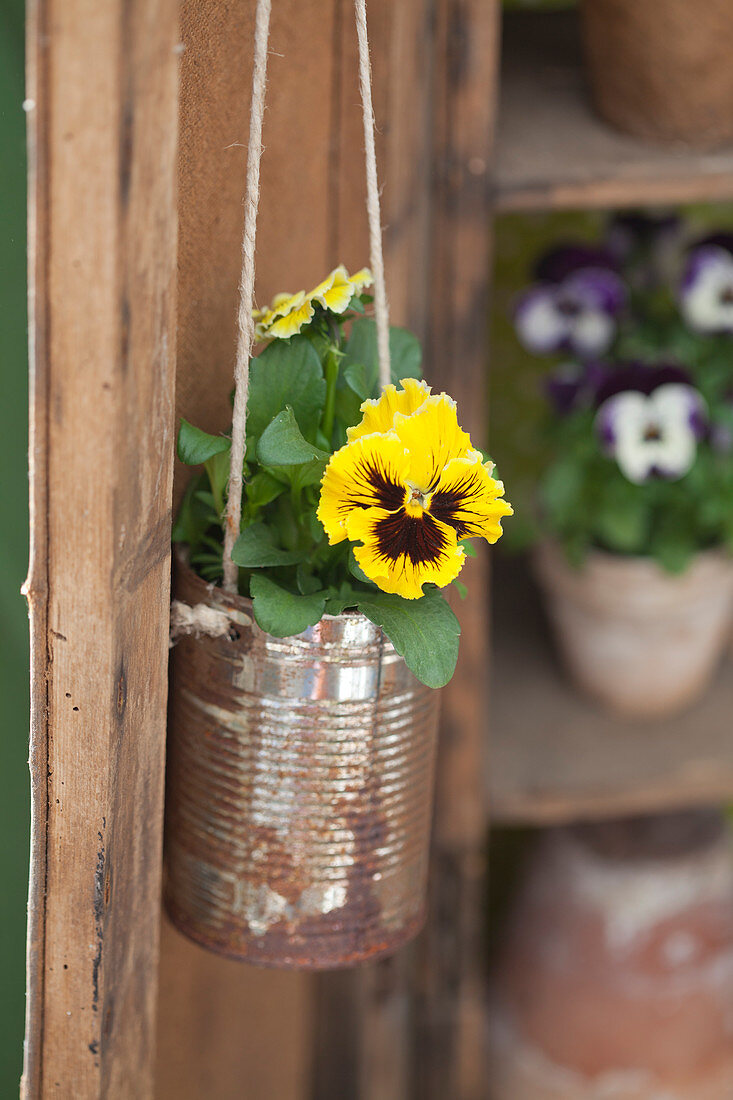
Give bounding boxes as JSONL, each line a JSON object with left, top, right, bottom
{"left": 250, "top": 574, "right": 326, "bottom": 636}
{"left": 357, "top": 590, "right": 461, "bottom": 689}
{"left": 177, "top": 419, "right": 230, "bottom": 465}
{"left": 174, "top": 291, "right": 467, "bottom": 686}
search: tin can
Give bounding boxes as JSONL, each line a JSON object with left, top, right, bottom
{"left": 164, "top": 553, "right": 440, "bottom": 968}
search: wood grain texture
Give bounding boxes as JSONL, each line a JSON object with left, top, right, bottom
{"left": 490, "top": 556, "right": 733, "bottom": 826}
{"left": 158, "top": 2, "right": 340, "bottom": 1095}
{"left": 414, "top": 5, "right": 500, "bottom": 1098}
{"left": 495, "top": 10, "right": 733, "bottom": 212}
{"left": 24, "top": 0, "right": 179, "bottom": 1096}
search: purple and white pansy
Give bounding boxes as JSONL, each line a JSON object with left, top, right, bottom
{"left": 595, "top": 365, "right": 707, "bottom": 484}
{"left": 515, "top": 246, "right": 627, "bottom": 360}
{"left": 679, "top": 242, "right": 733, "bottom": 334}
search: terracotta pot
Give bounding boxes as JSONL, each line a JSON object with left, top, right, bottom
{"left": 489, "top": 811, "right": 733, "bottom": 1099}
{"left": 580, "top": 0, "right": 733, "bottom": 149}
{"left": 164, "top": 552, "right": 440, "bottom": 969}
{"left": 533, "top": 542, "right": 733, "bottom": 718}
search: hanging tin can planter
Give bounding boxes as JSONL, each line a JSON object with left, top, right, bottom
{"left": 165, "top": 551, "right": 440, "bottom": 968}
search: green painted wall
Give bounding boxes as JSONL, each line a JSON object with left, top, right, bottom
{"left": 0, "top": 0, "right": 29, "bottom": 1091}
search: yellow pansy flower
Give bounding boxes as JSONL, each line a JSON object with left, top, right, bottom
{"left": 253, "top": 290, "right": 314, "bottom": 340}
{"left": 253, "top": 266, "right": 374, "bottom": 341}
{"left": 310, "top": 265, "right": 373, "bottom": 315}
{"left": 318, "top": 384, "right": 512, "bottom": 599}
{"left": 347, "top": 378, "right": 432, "bottom": 442}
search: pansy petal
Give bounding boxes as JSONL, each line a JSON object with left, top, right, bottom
{"left": 650, "top": 431, "right": 697, "bottom": 481}
{"left": 394, "top": 393, "right": 474, "bottom": 490}
{"left": 347, "top": 506, "right": 464, "bottom": 600}
{"left": 266, "top": 299, "right": 315, "bottom": 338}
{"left": 310, "top": 265, "right": 353, "bottom": 314}
{"left": 680, "top": 246, "right": 733, "bottom": 333}
{"left": 565, "top": 268, "right": 627, "bottom": 314}
{"left": 348, "top": 267, "right": 373, "bottom": 292}
{"left": 347, "top": 378, "right": 432, "bottom": 442}
{"left": 270, "top": 290, "right": 307, "bottom": 317}
{"left": 317, "top": 432, "right": 408, "bottom": 544}
{"left": 514, "top": 286, "right": 569, "bottom": 354}
{"left": 570, "top": 308, "right": 615, "bottom": 358}
{"left": 650, "top": 383, "right": 707, "bottom": 430}
{"left": 429, "top": 456, "right": 513, "bottom": 543}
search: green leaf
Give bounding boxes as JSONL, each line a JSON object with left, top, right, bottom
{"left": 247, "top": 337, "right": 326, "bottom": 444}
{"left": 343, "top": 319, "right": 423, "bottom": 397}
{"left": 453, "top": 580, "right": 467, "bottom": 600}
{"left": 204, "top": 448, "right": 231, "bottom": 516}
{"left": 325, "top": 590, "right": 360, "bottom": 615}
{"left": 653, "top": 539, "right": 695, "bottom": 575}
{"left": 257, "top": 407, "right": 330, "bottom": 467}
{"left": 177, "top": 419, "right": 230, "bottom": 465}
{"left": 344, "top": 362, "right": 371, "bottom": 401}
{"left": 231, "top": 523, "right": 306, "bottom": 568}
{"left": 245, "top": 469, "right": 286, "bottom": 509}
{"left": 459, "top": 539, "right": 477, "bottom": 558}
{"left": 250, "top": 574, "right": 326, "bottom": 637}
{"left": 593, "top": 482, "right": 649, "bottom": 553}
{"left": 296, "top": 563, "right": 323, "bottom": 595}
{"left": 357, "top": 590, "right": 460, "bottom": 688}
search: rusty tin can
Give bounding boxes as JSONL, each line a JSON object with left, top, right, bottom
{"left": 164, "top": 553, "right": 440, "bottom": 968}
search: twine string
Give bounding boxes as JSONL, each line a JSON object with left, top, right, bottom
{"left": 223, "top": 0, "right": 272, "bottom": 593}
{"left": 355, "top": 0, "right": 391, "bottom": 392}
{"left": 222, "top": 0, "right": 391, "bottom": 591}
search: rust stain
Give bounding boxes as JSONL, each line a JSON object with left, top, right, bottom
{"left": 164, "top": 551, "right": 440, "bottom": 969}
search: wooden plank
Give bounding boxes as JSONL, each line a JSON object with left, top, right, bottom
{"left": 316, "top": 5, "right": 500, "bottom": 1098}
{"left": 312, "top": 4, "right": 435, "bottom": 1098}
{"left": 413, "top": 3, "right": 500, "bottom": 1099}
{"left": 495, "top": 11, "right": 733, "bottom": 213}
{"left": 490, "top": 556, "right": 733, "bottom": 826}
{"left": 23, "top": 0, "right": 179, "bottom": 1096}
{"left": 157, "top": 3, "right": 340, "bottom": 1096}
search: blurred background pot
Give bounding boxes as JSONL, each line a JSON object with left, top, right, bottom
{"left": 165, "top": 552, "right": 440, "bottom": 969}
{"left": 580, "top": 0, "right": 733, "bottom": 149}
{"left": 489, "top": 810, "right": 733, "bottom": 1099}
{"left": 533, "top": 541, "right": 733, "bottom": 718}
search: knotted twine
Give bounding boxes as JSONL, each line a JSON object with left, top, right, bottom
{"left": 218, "top": 0, "right": 392, "bottom": 594}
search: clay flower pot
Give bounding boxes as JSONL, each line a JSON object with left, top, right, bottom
{"left": 533, "top": 541, "right": 733, "bottom": 718}
{"left": 580, "top": 0, "right": 733, "bottom": 149}
{"left": 164, "top": 552, "right": 440, "bottom": 969}
{"left": 490, "top": 811, "right": 733, "bottom": 1099}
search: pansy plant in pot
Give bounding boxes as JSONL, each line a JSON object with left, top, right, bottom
{"left": 513, "top": 221, "right": 733, "bottom": 719}
{"left": 166, "top": 266, "right": 512, "bottom": 968}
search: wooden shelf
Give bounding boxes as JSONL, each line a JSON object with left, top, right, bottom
{"left": 489, "top": 556, "right": 733, "bottom": 825}
{"left": 494, "top": 11, "right": 733, "bottom": 213}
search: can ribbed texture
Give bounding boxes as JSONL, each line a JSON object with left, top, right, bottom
{"left": 164, "top": 554, "right": 440, "bottom": 968}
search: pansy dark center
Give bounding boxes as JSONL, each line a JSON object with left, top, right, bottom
{"left": 643, "top": 421, "right": 663, "bottom": 443}
{"left": 375, "top": 510, "right": 447, "bottom": 567}
{"left": 719, "top": 285, "right": 733, "bottom": 306}
{"left": 556, "top": 296, "right": 581, "bottom": 318}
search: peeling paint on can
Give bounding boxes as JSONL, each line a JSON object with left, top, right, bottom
{"left": 164, "top": 552, "right": 440, "bottom": 969}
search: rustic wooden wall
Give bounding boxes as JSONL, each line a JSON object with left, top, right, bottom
{"left": 24, "top": 0, "right": 180, "bottom": 1095}
{"left": 25, "top": 0, "right": 499, "bottom": 1094}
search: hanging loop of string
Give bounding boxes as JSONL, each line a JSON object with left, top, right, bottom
{"left": 222, "top": 0, "right": 391, "bottom": 591}
{"left": 223, "top": 0, "right": 273, "bottom": 593}
{"left": 355, "top": 0, "right": 391, "bottom": 392}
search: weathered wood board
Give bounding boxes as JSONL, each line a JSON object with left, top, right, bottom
{"left": 24, "top": 0, "right": 179, "bottom": 1095}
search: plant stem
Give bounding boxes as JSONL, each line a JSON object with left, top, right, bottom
{"left": 321, "top": 346, "right": 339, "bottom": 444}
